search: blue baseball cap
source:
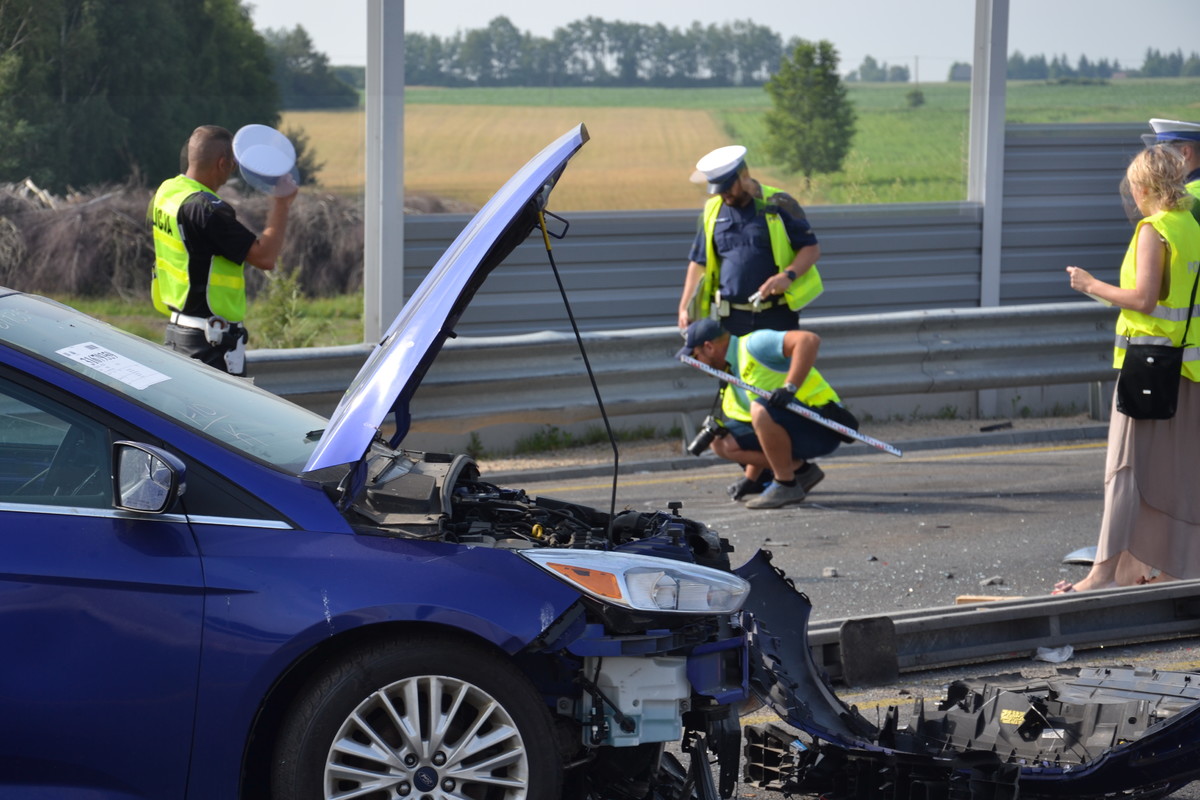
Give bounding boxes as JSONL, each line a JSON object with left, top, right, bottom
{"left": 676, "top": 318, "right": 726, "bottom": 359}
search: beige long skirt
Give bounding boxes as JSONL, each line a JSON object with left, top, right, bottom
{"left": 1096, "top": 378, "right": 1200, "bottom": 582}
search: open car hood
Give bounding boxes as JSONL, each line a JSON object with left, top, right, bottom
{"left": 304, "top": 124, "right": 589, "bottom": 474}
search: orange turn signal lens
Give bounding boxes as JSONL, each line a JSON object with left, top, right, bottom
{"left": 544, "top": 562, "right": 621, "bottom": 599}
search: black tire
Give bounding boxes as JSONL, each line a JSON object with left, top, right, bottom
{"left": 271, "top": 634, "right": 563, "bottom": 800}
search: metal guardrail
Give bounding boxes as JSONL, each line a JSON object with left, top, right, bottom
{"left": 244, "top": 342, "right": 371, "bottom": 414}
{"left": 810, "top": 580, "right": 1200, "bottom": 685}
{"left": 246, "top": 301, "right": 1121, "bottom": 432}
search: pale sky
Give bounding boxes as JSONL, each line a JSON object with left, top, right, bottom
{"left": 247, "top": 0, "right": 1200, "bottom": 78}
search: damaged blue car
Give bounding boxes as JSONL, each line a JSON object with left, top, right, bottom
{"left": 4, "top": 124, "right": 1200, "bottom": 800}
{"left": 0, "top": 125, "right": 747, "bottom": 800}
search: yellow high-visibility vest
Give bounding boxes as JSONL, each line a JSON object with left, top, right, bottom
{"left": 1113, "top": 208, "right": 1200, "bottom": 381}
{"left": 721, "top": 333, "right": 839, "bottom": 423}
{"left": 696, "top": 185, "right": 823, "bottom": 319}
{"left": 151, "top": 175, "right": 248, "bottom": 322}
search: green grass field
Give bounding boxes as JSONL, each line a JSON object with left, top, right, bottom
{"left": 55, "top": 292, "right": 364, "bottom": 350}
{"left": 405, "top": 79, "right": 1199, "bottom": 120}
{"left": 287, "top": 78, "right": 1200, "bottom": 207}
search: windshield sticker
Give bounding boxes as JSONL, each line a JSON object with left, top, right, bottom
{"left": 56, "top": 342, "right": 170, "bottom": 390}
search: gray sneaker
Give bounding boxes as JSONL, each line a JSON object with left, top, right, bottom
{"left": 744, "top": 481, "right": 807, "bottom": 509}
{"left": 796, "top": 462, "right": 825, "bottom": 493}
{"left": 727, "top": 470, "right": 774, "bottom": 501}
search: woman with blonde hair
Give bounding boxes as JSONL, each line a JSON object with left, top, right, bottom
{"left": 1060, "top": 144, "right": 1200, "bottom": 592}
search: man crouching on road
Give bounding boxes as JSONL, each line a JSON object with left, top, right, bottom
{"left": 679, "top": 318, "right": 854, "bottom": 509}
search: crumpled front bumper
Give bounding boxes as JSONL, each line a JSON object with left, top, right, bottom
{"left": 734, "top": 549, "right": 1200, "bottom": 799}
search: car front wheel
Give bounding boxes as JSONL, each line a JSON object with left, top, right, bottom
{"left": 272, "top": 635, "right": 562, "bottom": 800}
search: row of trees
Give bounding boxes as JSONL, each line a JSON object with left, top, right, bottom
{"left": 1006, "top": 51, "right": 1122, "bottom": 80}
{"left": 948, "top": 48, "right": 1200, "bottom": 82}
{"left": 408, "top": 16, "right": 1200, "bottom": 87}
{"left": 1140, "top": 48, "right": 1200, "bottom": 78}
{"left": 846, "top": 56, "right": 910, "bottom": 83}
{"left": 407, "top": 16, "right": 796, "bottom": 87}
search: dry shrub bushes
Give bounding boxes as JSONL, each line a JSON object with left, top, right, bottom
{"left": 232, "top": 186, "right": 366, "bottom": 298}
{"left": 0, "top": 181, "right": 373, "bottom": 301}
{"left": 0, "top": 183, "right": 155, "bottom": 299}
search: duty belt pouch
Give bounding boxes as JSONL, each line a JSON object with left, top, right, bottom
{"left": 1115, "top": 265, "right": 1200, "bottom": 421}
{"left": 1116, "top": 345, "right": 1183, "bottom": 420}
{"left": 711, "top": 291, "right": 730, "bottom": 319}
{"left": 205, "top": 315, "right": 230, "bottom": 346}
{"left": 223, "top": 327, "right": 248, "bottom": 375}
{"left": 820, "top": 402, "right": 860, "bottom": 442}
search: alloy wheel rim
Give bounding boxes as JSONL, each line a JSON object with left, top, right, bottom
{"left": 324, "top": 674, "right": 530, "bottom": 800}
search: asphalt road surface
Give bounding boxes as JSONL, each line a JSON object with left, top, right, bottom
{"left": 522, "top": 438, "right": 1110, "bottom": 617}
{"left": 516, "top": 439, "right": 1200, "bottom": 799}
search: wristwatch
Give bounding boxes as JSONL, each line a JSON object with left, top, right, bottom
{"left": 784, "top": 268, "right": 797, "bottom": 281}
{"left": 784, "top": 382, "right": 798, "bottom": 394}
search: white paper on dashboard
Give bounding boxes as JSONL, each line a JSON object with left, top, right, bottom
{"left": 57, "top": 342, "right": 170, "bottom": 390}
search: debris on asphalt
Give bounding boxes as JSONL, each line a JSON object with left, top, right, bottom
{"left": 1034, "top": 644, "right": 1075, "bottom": 663}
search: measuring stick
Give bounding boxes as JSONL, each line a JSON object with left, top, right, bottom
{"left": 679, "top": 354, "right": 903, "bottom": 458}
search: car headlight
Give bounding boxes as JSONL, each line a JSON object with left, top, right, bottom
{"left": 519, "top": 549, "right": 749, "bottom": 614}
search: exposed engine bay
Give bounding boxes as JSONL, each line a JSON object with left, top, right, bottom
{"left": 348, "top": 449, "right": 731, "bottom": 568}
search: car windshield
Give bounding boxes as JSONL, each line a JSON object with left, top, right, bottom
{"left": 0, "top": 293, "right": 328, "bottom": 472}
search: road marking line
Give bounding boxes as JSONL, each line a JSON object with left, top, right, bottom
{"left": 526, "top": 442, "right": 1107, "bottom": 493}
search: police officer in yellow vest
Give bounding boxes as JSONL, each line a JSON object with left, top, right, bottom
{"left": 1142, "top": 118, "right": 1200, "bottom": 221}
{"left": 151, "top": 125, "right": 296, "bottom": 375}
{"left": 678, "top": 145, "right": 822, "bottom": 337}
{"left": 679, "top": 318, "right": 852, "bottom": 509}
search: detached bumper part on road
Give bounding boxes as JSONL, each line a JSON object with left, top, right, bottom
{"left": 735, "top": 551, "right": 1200, "bottom": 799}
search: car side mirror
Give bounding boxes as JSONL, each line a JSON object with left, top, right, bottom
{"left": 113, "top": 442, "right": 186, "bottom": 514}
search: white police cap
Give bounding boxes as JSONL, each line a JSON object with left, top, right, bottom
{"left": 691, "top": 145, "right": 747, "bottom": 193}
{"left": 1141, "top": 118, "right": 1200, "bottom": 147}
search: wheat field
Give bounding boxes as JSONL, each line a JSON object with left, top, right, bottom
{"left": 283, "top": 79, "right": 1200, "bottom": 209}
{"left": 284, "top": 105, "right": 797, "bottom": 210}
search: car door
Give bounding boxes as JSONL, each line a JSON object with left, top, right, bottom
{"left": 0, "top": 374, "right": 204, "bottom": 799}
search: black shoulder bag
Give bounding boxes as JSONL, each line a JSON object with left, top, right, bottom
{"left": 1115, "top": 265, "right": 1200, "bottom": 420}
